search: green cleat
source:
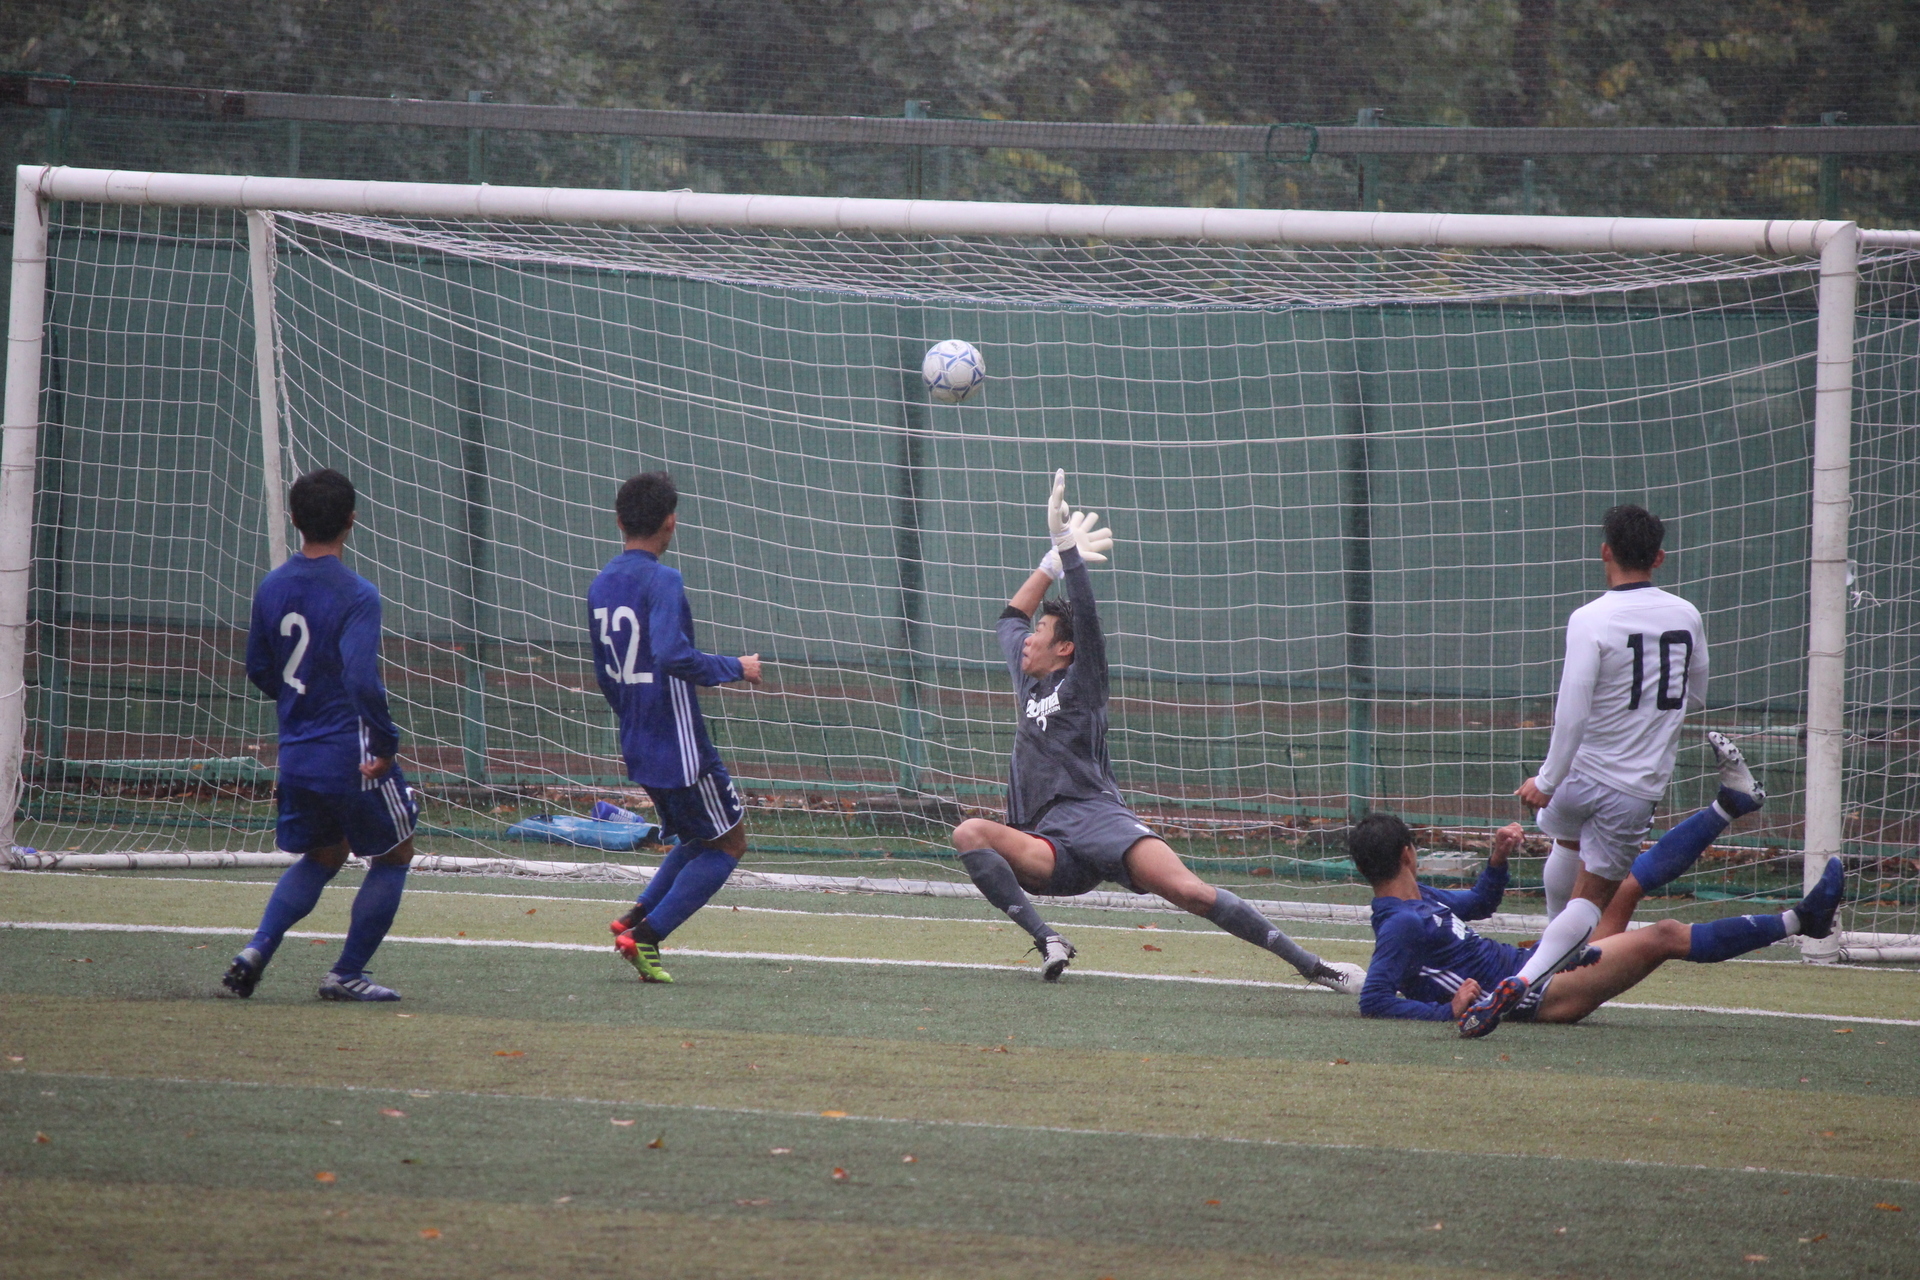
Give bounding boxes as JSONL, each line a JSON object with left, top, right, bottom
{"left": 615, "top": 930, "right": 674, "bottom": 983}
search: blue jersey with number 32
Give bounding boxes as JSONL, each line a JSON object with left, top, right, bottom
{"left": 587, "top": 549, "right": 743, "bottom": 789}
{"left": 245, "top": 554, "right": 400, "bottom": 792}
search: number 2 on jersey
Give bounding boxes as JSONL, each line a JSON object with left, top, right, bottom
{"left": 1625, "top": 630, "right": 1692, "bottom": 711}
{"left": 593, "top": 606, "right": 654, "bottom": 685}
{"left": 279, "top": 612, "right": 310, "bottom": 695}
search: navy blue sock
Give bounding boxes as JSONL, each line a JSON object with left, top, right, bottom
{"left": 1687, "top": 913, "right": 1786, "bottom": 963}
{"left": 636, "top": 843, "right": 698, "bottom": 918}
{"left": 248, "top": 856, "right": 339, "bottom": 963}
{"left": 1630, "top": 805, "right": 1730, "bottom": 893}
{"left": 333, "top": 862, "right": 409, "bottom": 978}
{"left": 640, "top": 844, "right": 736, "bottom": 940}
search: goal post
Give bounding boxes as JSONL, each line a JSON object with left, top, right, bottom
{"left": 4, "top": 163, "right": 1915, "bottom": 959}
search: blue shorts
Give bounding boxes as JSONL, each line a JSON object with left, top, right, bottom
{"left": 277, "top": 769, "right": 419, "bottom": 859}
{"left": 644, "top": 765, "right": 744, "bottom": 845}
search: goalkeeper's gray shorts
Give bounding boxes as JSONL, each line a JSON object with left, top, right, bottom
{"left": 1023, "top": 796, "right": 1158, "bottom": 897}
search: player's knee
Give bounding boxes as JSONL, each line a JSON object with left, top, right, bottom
{"left": 1649, "top": 918, "right": 1690, "bottom": 953}
{"left": 951, "top": 817, "right": 996, "bottom": 849}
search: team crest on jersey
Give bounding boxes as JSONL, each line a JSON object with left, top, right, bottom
{"left": 1024, "top": 689, "right": 1061, "bottom": 731}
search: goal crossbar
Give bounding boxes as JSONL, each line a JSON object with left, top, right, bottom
{"left": 0, "top": 164, "right": 1882, "bottom": 961}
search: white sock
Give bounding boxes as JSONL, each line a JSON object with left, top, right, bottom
{"left": 1516, "top": 897, "right": 1601, "bottom": 985}
{"left": 1780, "top": 909, "right": 1801, "bottom": 937}
{"left": 1542, "top": 844, "right": 1581, "bottom": 919}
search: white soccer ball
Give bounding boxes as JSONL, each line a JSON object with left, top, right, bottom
{"left": 922, "top": 339, "right": 986, "bottom": 404}
{"left": 1313, "top": 961, "right": 1367, "bottom": 996}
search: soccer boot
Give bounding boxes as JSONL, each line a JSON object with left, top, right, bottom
{"left": 1037, "top": 935, "right": 1076, "bottom": 982}
{"left": 1793, "top": 857, "right": 1846, "bottom": 941}
{"left": 1458, "top": 974, "right": 1530, "bottom": 1039}
{"left": 318, "top": 972, "right": 401, "bottom": 1002}
{"left": 615, "top": 930, "right": 675, "bottom": 983}
{"left": 222, "top": 947, "right": 265, "bottom": 998}
{"left": 1306, "top": 960, "right": 1367, "bottom": 996}
{"left": 1707, "top": 731, "right": 1765, "bottom": 817}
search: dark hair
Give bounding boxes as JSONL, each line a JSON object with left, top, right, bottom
{"left": 1036, "top": 596, "right": 1075, "bottom": 648}
{"left": 617, "top": 471, "right": 678, "bottom": 538}
{"left": 1349, "top": 812, "right": 1415, "bottom": 885}
{"left": 1603, "top": 503, "right": 1665, "bottom": 572}
{"left": 289, "top": 468, "right": 356, "bottom": 543}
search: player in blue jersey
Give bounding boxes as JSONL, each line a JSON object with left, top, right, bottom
{"left": 223, "top": 469, "right": 418, "bottom": 1002}
{"left": 1348, "top": 811, "right": 1845, "bottom": 1035}
{"left": 591, "top": 472, "right": 762, "bottom": 983}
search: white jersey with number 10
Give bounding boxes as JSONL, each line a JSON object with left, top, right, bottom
{"left": 1537, "top": 583, "right": 1708, "bottom": 802}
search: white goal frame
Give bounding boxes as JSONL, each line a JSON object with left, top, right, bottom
{"left": 0, "top": 164, "right": 1895, "bottom": 960}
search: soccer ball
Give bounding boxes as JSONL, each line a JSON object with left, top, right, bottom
{"left": 922, "top": 339, "right": 986, "bottom": 404}
{"left": 1314, "top": 961, "right": 1367, "bottom": 996}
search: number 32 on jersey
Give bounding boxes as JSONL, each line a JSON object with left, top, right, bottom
{"left": 594, "top": 606, "right": 656, "bottom": 685}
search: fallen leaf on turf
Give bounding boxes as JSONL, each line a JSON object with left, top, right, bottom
{"left": 820, "top": 1111, "right": 848, "bottom": 1118}
{"left": 310, "top": 939, "right": 326, "bottom": 945}
{"left": 457, "top": 932, "right": 466, "bottom": 937}
{"left": 1834, "top": 1027, "right": 1852, "bottom": 1034}
{"left": 420, "top": 1228, "right": 441, "bottom": 1239}
{"left": 380, "top": 1109, "right": 406, "bottom": 1119}
{"left": 747, "top": 1063, "right": 759, "bottom": 1071}
{"left": 1874, "top": 1203, "right": 1902, "bottom": 1212}
{"left": 831, "top": 1168, "right": 850, "bottom": 1181}
{"left": 681, "top": 1041, "right": 695, "bottom": 1049}
{"left": 191, "top": 944, "right": 207, "bottom": 950}
{"left": 315, "top": 1172, "right": 336, "bottom": 1183}
{"left": 1499, "top": 1054, "right": 1511, "bottom": 1062}
{"left": 902, "top": 1154, "right": 917, "bottom": 1164}
{"left": 33, "top": 1132, "right": 49, "bottom": 1143}
{"left": 1799, "top": 1234, "right": 1827, "bottom": 1244}
{"left": 493, "top": 1050, "right": 524, "bottom": 1058}
{"left": 553, "top": 1196, "right": 572, "bottom": 1204}
{"left": 731, "top": 905, "right": 739, "bottom": 912}
{"left": 1821, "top": 1130, "right": 1835, "bottom": 1137}
{"left": 408, "top": 1090, "right": 432, "bottom": 1098}
{"left": 1331, "top": 1059, "right": 1350, "bottom": 1066}
{"left": 981, "top": 1044, "right": 1008, "bottom": 1053}
{"left": 1205, "top": 1199, "right": 1221, "bottom": 1206}
{"left": 400, "top": 1159, "right": 415, "bottom": 1165}
{"left": 610, "top": 1119, "right": 635, "bottom": 1127}
{"left": 646, "top": 1135, "right": 666, "bottom": 1149}
{"left": 7, "top": 1056, "right": 22, "bottom": 1062}
{"left": 1141, "top": 944, "right": 1163, "bottom": 952}
{"left": 1800, "top": 1077, "right": 1810, "bottom": 1083}
{"left": 735, "top": 1198, "right": 771, "bottom": 1207}
{"left": 1744, "top": 1254, "right": 1768, "bottom": 1263}
{"left": 1429, "top": 1222, "right": 1444, "bottom": 1231}
{"left": 335, "top": 1046, "right": 353, "bottom": 1052}
{"left": 1555, "top": 1228, "right": 1567, "bottom": 1235}
{"left": 770, "top": 1148, "right": 792, "bottom": 1155}
{"left": 68, "top": 958, "right": 92, "bottom": 964}
{"left": 525, "top": 909, "right": 536, "bottom": 915}
{"left": 396, "top": 1013, "right": 412, "bottom": 1019}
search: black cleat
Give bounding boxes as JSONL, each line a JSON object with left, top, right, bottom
{"left": 222, "top": 947, "right": 264, "bottom": 998}
{"left": 1037, "top": 935, "right": 1076, "bottom": 982}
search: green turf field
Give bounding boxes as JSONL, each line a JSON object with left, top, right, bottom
{"left": 5, "top": 867, "right": 1918, "bottom": 1278}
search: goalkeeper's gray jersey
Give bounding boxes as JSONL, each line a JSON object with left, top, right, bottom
{"left": 995, "top": 546, "right": 1125, "bottom": 828}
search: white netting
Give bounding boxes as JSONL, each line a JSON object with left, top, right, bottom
{"left": 20, "top": 200, "right": 1920, "bottom": 950}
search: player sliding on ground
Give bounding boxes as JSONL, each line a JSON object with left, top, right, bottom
{"left": 1350, "top": 812, "right": 1844, "bottom": 1035}
{"left": 1461, "top": 503, "right": 1767, "bottom": 1036}
{"left": 949, "top": 470, "right": 1361, "bottom": 993}
{"left": 593, "top": 472, "right": 762, "bottom": 983}
{"left": 224, "top": 469, "right": 418, "bottom": 1002}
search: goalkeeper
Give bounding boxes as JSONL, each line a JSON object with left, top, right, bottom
{"left": 949, "top": 470, "right": 1358, "bottom": 993}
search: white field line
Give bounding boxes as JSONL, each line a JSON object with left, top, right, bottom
{"left": 11, "top": 1067, "right": 1917, "bottom": 1189}
{"left": 7, "top": 919, "right": 1920, "bottom": 1026}
{"left": 11, "top": 869, "right": 1918, "bottom": 973}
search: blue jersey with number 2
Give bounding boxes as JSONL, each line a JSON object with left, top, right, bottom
{"left": 246, "top": 553, "right": 400, "bottom": 793}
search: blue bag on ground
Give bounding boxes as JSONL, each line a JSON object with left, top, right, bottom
{"left": 504, "top": 814, "right": 664, "bottom": 851}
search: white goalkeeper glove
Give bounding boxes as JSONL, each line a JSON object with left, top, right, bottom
{"left": 1038, "top": 509, "right": 1115, "bottom": 580}
{"left": 1046, "top": 468, "right": 1070, "bottom": 542}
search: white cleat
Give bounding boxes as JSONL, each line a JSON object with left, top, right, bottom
{"left": 1038, "top": 935, "right": 1076, "bottom": 982}
{"left": 1707, "top": 731, "right": 1765, "bottom": 815}
{"left": 1307, "top": 960, "right": 1367, "bottom": 996}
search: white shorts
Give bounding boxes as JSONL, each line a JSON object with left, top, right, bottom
{"left": 1536, "top": 772, "right": 1656, "bottom": 881}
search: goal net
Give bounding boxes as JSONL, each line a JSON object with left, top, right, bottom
{"left": 6, "top": 170, "right": 1917, "bottom": 957}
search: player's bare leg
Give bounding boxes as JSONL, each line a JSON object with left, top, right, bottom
{"left": 950, "top": 817, "right": 1074, "bottom": 979}
{"left": 1122, "top": 837, "right": 1357, "bottom": 992}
